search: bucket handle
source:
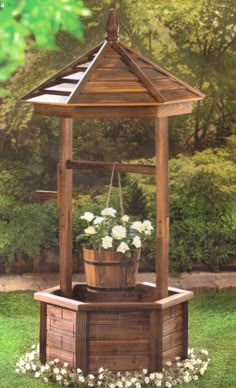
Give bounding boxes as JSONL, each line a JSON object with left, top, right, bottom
{"left": 105, "top": 162, "right": 124, "bottom": 216}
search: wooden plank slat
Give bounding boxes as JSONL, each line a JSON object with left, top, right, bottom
{"left": 33, "top": 102, "right": 193, "bottom": 118}
{"left": 47, "top": 316, "right": 75, "bottom": 336}
{"left": 47, "top": 331, "right": 76, "bottom": 352}
{"left": 88, "top": 324, "right": 149, "bottom": 341}
{"left": 88, "top": 340, "right": 149, "bottom": 355}
{"left": 47, "top": 346, "right": 75, "bottom": 367}
{"left": 63, "top": 309, "right": 76, "bottom": 320}
{"left": 90, "top": 68, "right": 138, "bottom": 81}
{"left": 155, "top": 117, "right": 169, "bottom": 300}
{"left": 162, "top": 89, "right": 202, "bottom": 102}
{"left": 66, "top": 160, "right": 155, "bottom": 174}
{"left": 155, "top": 291, "right": 193, "bottom": 310}
{"left": 112, "top": 42, "right": 165, "bottom": 102}
{"left": 89, "top": 311, "right": 149, "bottom": 325}
{"left": 82, "top": 81, "right": 147, "bottom": 93}
{"left": 163, "top": 344, "right": 183, "bottom": 364}
{"left": 39, "top": 302, "right": 47, "bottom": 364}
{"left": 89, "top": 355, "right": 149, "bottom": 372}
{"left": 163, "top": 330, "right": 182, "bottom": 352}
{"left": 76, "top": 312, "right": 88, "bottom": 374}
{"left": 47, "top": 305, "right": 62, "bottom": 319}
{"left": 163, "top": 316, "right": 183, "bottom": 336}
{"left": 98, "top": 57, "right": 129, "bottom": 69}
{"left": 78, "top": 92, "right": 156, "bottom": 104}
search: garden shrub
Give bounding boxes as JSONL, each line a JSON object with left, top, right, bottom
{"left": 0, "top": 197, "right": 59, "bottom": 272}
{"left": 129, "top": 140, "right": 236, "bottom": 271}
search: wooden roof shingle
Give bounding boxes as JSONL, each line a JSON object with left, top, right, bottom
{"left": 21, "top": 9, "right": 204, "bottom": 117}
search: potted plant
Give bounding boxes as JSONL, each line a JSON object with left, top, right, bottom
{"left": 77, "top": 207, "right": 154, "bottom": 291}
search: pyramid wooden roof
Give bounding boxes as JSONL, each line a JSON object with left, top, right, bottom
{"left": 22, "top": 9, "right": 204, "bottom": 119}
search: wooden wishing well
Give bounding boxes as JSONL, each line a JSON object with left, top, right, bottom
{"left": 21, "top": 9, "right": 204, "bottom": 374}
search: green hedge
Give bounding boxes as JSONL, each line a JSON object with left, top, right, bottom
{"left": 0, "top": 138, "right": 235, "bottom": 272}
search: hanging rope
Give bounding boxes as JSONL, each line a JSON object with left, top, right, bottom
{"left": 105, "top": 163, "right": 124, "bottom": 216}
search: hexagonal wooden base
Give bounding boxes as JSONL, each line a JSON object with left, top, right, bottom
{"left": 34, "top": 283, "right": 193, "bottom": 374}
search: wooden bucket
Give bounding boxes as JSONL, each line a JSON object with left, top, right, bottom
{"left": 83, "top": 248, "right": 140, "bottom": 291}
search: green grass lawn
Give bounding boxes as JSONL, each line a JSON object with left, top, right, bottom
{"left": 0, "top": 292, "right": 235, "bottom": 387}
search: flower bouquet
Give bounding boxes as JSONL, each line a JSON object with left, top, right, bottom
{"left": 77, "top": 207, "right": 154, "bottom": 290}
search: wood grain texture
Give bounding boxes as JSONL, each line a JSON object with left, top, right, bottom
{"left": 66, "top": 160, "right": 155, "bottom": 174}
{"left": 59, "top": 118, "right": 73, "bottom": 298}
{"left": 35, "top": 190, "right": 57, "bottom": 203}
{"left": 155, "top": 117, "right": 169, "bottom": 299}
{"left": 67, "top": 41, "right": 109, "bottom": 103}
{"left": 39, "top": 302, "right": 47, "bottom": 364}
{"left": 182, "top": 302, "right": 189, "bottom": 359}
{"left": 76, "top": 312, "right": 88, "bottom": 373}
{"left": 33, "top": 102, "right": 193, "bottom": 119}
{"left": 83, "top": 248, "right": 140, "bottom": 290}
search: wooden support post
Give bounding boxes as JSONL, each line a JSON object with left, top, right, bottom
{"left": 59, "top": 118, "right": 73, "bottom": 298}
{"left": 150, "top": 310, "right": 163, "bottom": 371}
{"left": 182, "top": 302, "right": 189, "bottom": 359}
{"left": 76, "top": 312, "right": 88, "bottom": 373}
{"left": 39, "top": 302, "right": 47, "bottom": 364}
{"left": 155, "top": 117, "right": 169, "bottom": 300}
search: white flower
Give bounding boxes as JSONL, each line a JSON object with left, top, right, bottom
{"left": 117, "top": 241, "right": 130, "bottom": 254}
{"left": 98, "top": 367, "right": 104, "bottom": 373}
{"left": 122, "top": 215, "right": 129, "bottom": 222}
{"left": 94, "top": 216, "right": 105, "bottom": 224}
{"left": 150, "top": 373, "right": 155, "bottom": 380}
{"left": 77, "top": 368, "right": 82, "bottom": 373}
{"left": 44, "top": 377, "right": 49, "bottom": 383}
{"left": 125, "top": 382, "right": 132, "bottom": 387}
{"left": 79, "top": 375, "right": 85, "bottom": 382}
{"left": 166, "top": 361, "right": 172, "bottom": 366}
{"left": 61, "top": 368, "right": 67, "bottom": 375}
{"left": 112, "top": 225, "right": 127, "bottom": 240}
{"left": 35, "top": 371, "right": 41, "bottom": 378}
{"left": 63, "top": 362, "right": 69, "bottom": 367}
{"left": 88, "top": 374, "right": 95, "bottom": 379}
{"left": 131, "top": 221, "right": 144, "bottom": 233}
{"left": 81, "top": 212, "right": 94, "bottom": 222}
{"left": 144, "top": 376, "right": 150, "bottom": 384}
{"left": 85, "top": 226, "right": 96, "bottom": 235}
{"left": 132, "top": 236, "right": 141, "bottom": 248}
{"left": 166, "top": 382, "right": 172, "bottom": 387}
{"left": 102, "top": 236, "right": 113, "bottom": 249}
{"left": 15, "top": 369, "right": 20, "bottom": 373}
{"left": 131, "top": 377, "right": 137, "bottom": 383}
{"left": 143, "top": 220, "right": 154, "bottom": 235}
{"left": 143, "top": 369, "right": 148, "bottom": 374}
{"left": 101, "top": 207, "right": 116, "bottom": 217}
{"left": 135, "top": 383, "right": 141, "bottom": 388}
{"left": 117, "top": 382, "right": 123, "bottom": 388}
{"left": 56, "top": 374, "right": 62, "bottom": 381}
{"left": 54, "top": 358, "right": 59, "bottom": 363}
{"left": 53, "top": 367, "right": 60, "bottom": 374}
{"left": 31, "top": 344, "right": 36, "bottom": 350}
{"left": 110, "top": 384, "right": 116, "bottom": 388}
{"left": 155, "top": 381, "right": 162, "bottom": 387}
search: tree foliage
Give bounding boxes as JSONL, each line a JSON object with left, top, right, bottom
{"left": 0, "top": 0, "right": 91, "bottom": 85}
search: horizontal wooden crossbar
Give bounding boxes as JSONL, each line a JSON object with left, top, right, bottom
{"left": 66, "top": 160, "right": 155, "bottom": 174}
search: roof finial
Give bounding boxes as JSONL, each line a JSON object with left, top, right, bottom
{"left": 106, "top": 8, "right": 119, "bottom": 41}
